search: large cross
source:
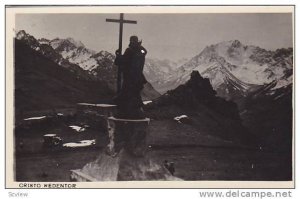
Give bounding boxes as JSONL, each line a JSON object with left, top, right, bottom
{"left": 106, "top": 13, "right": 137, "bottom": 93}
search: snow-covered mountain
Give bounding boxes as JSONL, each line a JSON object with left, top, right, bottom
{"left": 199, "top": 40, "right": 292, "bottom": 85}
{"left": 40, "top": 37, "right": 119, "bottom": 87}
{"left": 43, "top": 37, "right": 100, "bottom": 71}
{"left": 158, "top": 40, "right": 293, "bottom": 100}
{"left": 17, "top": 30, "right": 63, "bottom": 64}
{"left": 16, "top": 30, "right": 119, "bottom": 83}
{"left": 145, "top": 58, "right": 188, "bottom": 85}
{"left": 143, "top": 58, "right": 182, "bottom": 89}
{"left": 16, "top": 30, "right": 93, "bottom": 80}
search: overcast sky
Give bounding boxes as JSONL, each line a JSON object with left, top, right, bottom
{"left": 16, "top": 13, "right": 293, "bottom": 60}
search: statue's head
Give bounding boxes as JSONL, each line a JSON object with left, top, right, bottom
{"left": 130, "top": 35, "right": 138, "bottom": 43}
{"left": 129, "top": 35, "right": 141, "bottom": 48}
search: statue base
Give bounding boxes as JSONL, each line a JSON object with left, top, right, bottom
{"left": 70, "top": 150, "right": 180, "bottom": 181}
{"left": 70, "top": 116, "right": 181, "bottom": 181}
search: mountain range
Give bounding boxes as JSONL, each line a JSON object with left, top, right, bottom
{"left": 15, "top": 30, "right": 293, "bottom": 107}
{"left": 154, "top": 40, "right": 293, "bottom": 102}
{"left": 15, "top": 30, "right": 161, "bottom": 102}
{"left": 18, "top": 30, "right": 292, "bottom": 105}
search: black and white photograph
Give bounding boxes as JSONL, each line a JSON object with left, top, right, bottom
{"left": 5, "top": 6, "right": 294, "bottom": 188}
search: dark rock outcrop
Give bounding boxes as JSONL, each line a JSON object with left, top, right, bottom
{"left": 148, "top": 71, "right": 240, "bottom": 120}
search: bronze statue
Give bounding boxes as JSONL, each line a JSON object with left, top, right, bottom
{"left": 113, "top": 36, "right": 147, "bottom": 119}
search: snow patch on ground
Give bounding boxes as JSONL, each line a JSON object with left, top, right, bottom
{"left": 63, "top": 140, "right": 96, "bottom": 148}
{"left": 24, "top": 116, "right": 46, "bottom": 121}
{"left": 69, "top": 125, "right": 86, "bottom": 132}
{"left": 174, "top": 115, "right": 188, "bottom": 123}
{"left": 43, "top": 134, "right": 57, "bottom": 137}
{"left": 143, "top": 100, "right": 152, "bottom": 105}
{"left": 77, "top": 103, "right": 117, "bottom": 108}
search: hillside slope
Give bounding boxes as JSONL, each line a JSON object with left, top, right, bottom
{"left": 14, "top": 39, "right": 114, "bottom": 114}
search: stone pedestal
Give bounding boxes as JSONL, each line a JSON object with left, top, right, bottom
{"left": 106, "top": 117, "right": 150, "bottom": 157}
{"left": 70, "top": 114, "right": 181, "bottom": 182}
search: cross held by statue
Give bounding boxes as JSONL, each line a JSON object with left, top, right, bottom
{"left": 106, "top": 13, "right": 137, "bottom": 93}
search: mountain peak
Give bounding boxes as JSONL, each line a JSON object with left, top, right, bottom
{"left": 229, "top": 40, "right": 242, "bottom": 47}
{"left": 15, "top": 30, "right": 41, "bottom": 50}
{"left": 38, "top": 38, "right": 50, "bottom": 45}
{"left": 49, "top": 37, "right": 85, "bottom": 51}
{"left": 97, "top": 50, "right": 112, "bottom": 56}
{"left": 212, "top": 40, "right": 244, "bottom": 50}
{"left": 16, "top": 30, "right": 32, "bottom": 40}
{"left": 197, "top": 40, "right": 244, "bottom": 59}
{"left": 91, "top": 50, "right": 114, "bottom": 60}
{"left": 16, "top": 30, "right": 27, "bottom": 38}
{"left": 65, "top": 37, "right": 85, "bottom": 48}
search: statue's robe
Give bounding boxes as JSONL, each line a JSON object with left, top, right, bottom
{"left": 114, "top": 45, "right": 147, "bottom": 118}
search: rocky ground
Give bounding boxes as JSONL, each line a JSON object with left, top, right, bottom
{"left": 15, "top": 111, "right": 292, "bottom": 182}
